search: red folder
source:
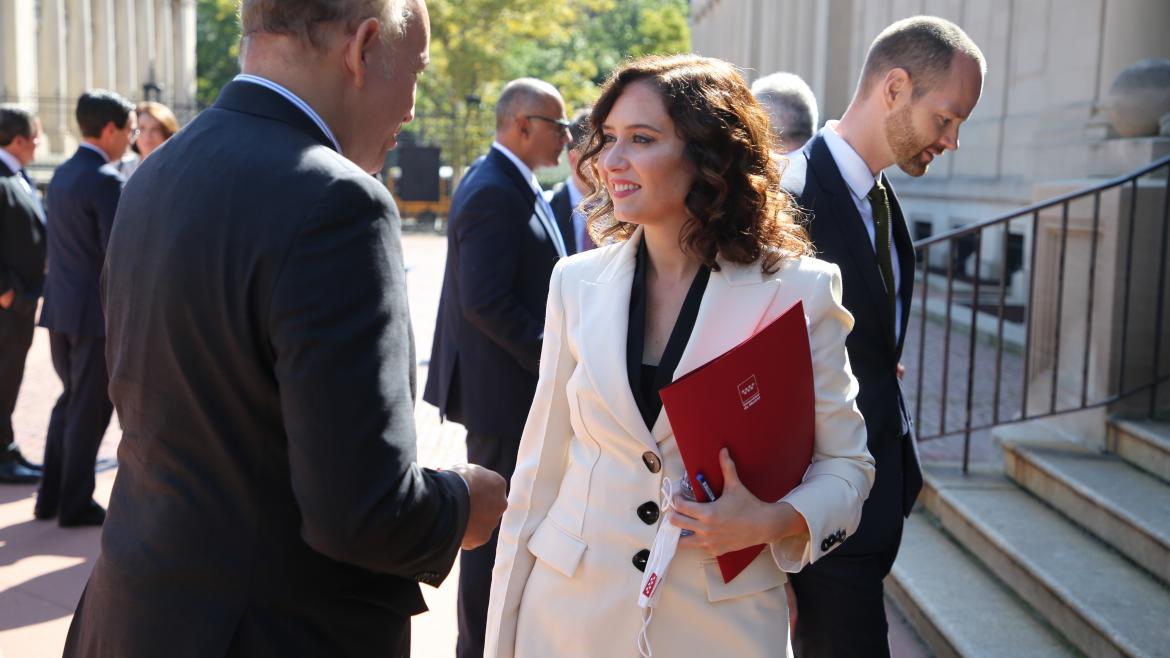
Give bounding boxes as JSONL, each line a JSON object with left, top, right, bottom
{"left": 660, "top": 300, "right": 814, "bottom": 583}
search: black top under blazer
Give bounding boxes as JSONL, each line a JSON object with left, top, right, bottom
{"left": 39, "top": 145, "right": 123, "bottom": 337}
{"left": 789, "top": 131, "right": 923, "bottom": 532}
{"left": 66, "top": 81, "right": 469, "bottom": 657}
{"left": 0, "top": 160, "right": 46, "bottom": 317}
{"left": 423, "top": 148, "right": 562, "bottom": 438}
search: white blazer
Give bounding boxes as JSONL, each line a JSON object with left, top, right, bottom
{"left": 486, "top": 228, "right": 875, "bottom": 658}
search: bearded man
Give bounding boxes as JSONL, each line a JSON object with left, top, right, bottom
{"left": 782, "top": 15, "right": 985, "bottom": 658}
{"left": 65, "top": 1, "right": 507, "bottom": 655}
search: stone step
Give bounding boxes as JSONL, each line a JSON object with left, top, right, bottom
{"left": 921, "top": 465, "right": 1170, "bottom": 658}
{"left": 887, "top": 513, "right": 1081, "bottom": 658}
{"left": 1004, "top": 439, "right": 1170, "bottom": 586}
{"left": 1107, "top": 419, "right": 1170, "bottom": 483}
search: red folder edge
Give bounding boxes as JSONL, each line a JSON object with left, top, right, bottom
{"left": 659, "top": 299, "right": 815, "bottom": 583}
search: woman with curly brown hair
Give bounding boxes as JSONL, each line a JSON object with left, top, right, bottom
{"left": 485, "top": 55, "right": 874, "bottom": 658}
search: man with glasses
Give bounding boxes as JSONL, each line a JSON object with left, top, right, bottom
{"left": 424, "top": 76, "right": 569, "bottom": 658}
{"left": 0, "top": 105, "right": 46, "bottom": 484}
{"left": 35, "top": 90, "right": 135, "bottom": 527}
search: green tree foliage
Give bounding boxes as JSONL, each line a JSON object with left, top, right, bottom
{"left": 196, "top": 0, "right": 241, "bottom": 108}
{"left": 414, "top": 0, "right": 690, "bottom": 178}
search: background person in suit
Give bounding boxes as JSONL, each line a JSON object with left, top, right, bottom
{"left": 752, "top": 71, "right": 819, "bottom": 155}
{"left": 423, "top": 77, "right": 570, "bottom": 658}
{"left": 35, "top": 90, "right": 135, "bottom": 527}
{"left": 118, "top": 101, "right": 180, "bottom": 178}
{"left": 486, "top": 54, "right": 874, "bottom": 658}
{"left": 783, "top": 17, "right": 985, "bottom": 657}
{"left": 548, "top": 110, "right": 595, "bottom": 254}
{"left": 65, "top": 1, "right": 507, "bottom": 655}
{"left": 0, "top": 105, "right": 46, "bottom": 484}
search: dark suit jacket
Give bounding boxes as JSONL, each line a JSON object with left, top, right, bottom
{"left": 39, "top": 146, "right": 122, "bottom": 337}
{"left": 67, "top": 81, "right": 469, "bottom": 658}
{"left": 788, "top": 132, "right": 922, "bottom": 536}
{"left": 549, "top": 181, "right": 577, "bottom": 254}
{"left": 0, "top": 160, "right": 46, "bottom": 317}
{"left": 423, "top": 148, "right": 561, "bottom": 439}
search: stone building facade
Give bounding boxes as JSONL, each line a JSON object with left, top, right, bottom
{"left": 691, "top": 0, "right": 1170, "bottom": 271}
{"left": 0, "top": 0, "right": 197, "bottom": 170}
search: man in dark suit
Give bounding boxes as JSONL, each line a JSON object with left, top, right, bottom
{"left": 35, "top": 90, "right": 135, "bottom": 526}
{"left": 0, "top": 105, "right": 46, "bottom": 484}
{"left": 65, "top": 1, "right": 506, "bottom": 656}
{"left": 423, "top": 76, "right": 569, "bottom": 658}
{"left": 784, "top": 17, "right": 985, "bottom": 657}
{"left": 548, "top": 109, "right": 595, "bottom": 254}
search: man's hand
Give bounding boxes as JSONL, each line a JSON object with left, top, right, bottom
{"left": 896, "top": 363, "right": 906, "bottom": 380}
{"left": 449, "top": 463, "right": 508, "bottom": 550}
{"left": 672, "top": 448, "right": 809, "bottom": 556}
{"left": 0, "top": 289, "right": 13, "bottom": 310}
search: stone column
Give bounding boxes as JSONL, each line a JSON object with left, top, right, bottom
{"left": 92, "top": 0, "right": 117, "bottom": 90}
{"left": 38, "top": 0, "right": 70, "bottom": 155}
{"left": 0, "top": 0, "right": 39, "bottom": 104}
{"left": 117, "top": 0, "right": 138, "bottom": 100}
{"left": 155, "top": 0, "right": 174, "bottom": 105}
{"left": 66, "top": 0, "right": 94, "bottom": 98}
{"left": 173, "top": 0, "right": 197, "bottom": 112}
{"left": 136, "top": 0, "right": 156, "bottom": 98}
{"left": 1097, "top": 0, "right": 1170, "bottom": 102}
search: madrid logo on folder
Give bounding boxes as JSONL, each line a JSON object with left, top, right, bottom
{"left": 660, "top": 299, "right": 815, "bottom": 583}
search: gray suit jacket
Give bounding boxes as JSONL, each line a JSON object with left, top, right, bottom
{"left": 66, "top": 81, "right": 470, "bottom": 657}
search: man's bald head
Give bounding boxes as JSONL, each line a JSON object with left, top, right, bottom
{"left": 240, "top": 0, "right": 413, "bottom": 50}
{"left": 495, "top": 78, "right": 562, "bottom": 131}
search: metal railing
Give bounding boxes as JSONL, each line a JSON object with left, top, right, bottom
{"left": 906, "top": 154, "right": 1170, "bottom": 472}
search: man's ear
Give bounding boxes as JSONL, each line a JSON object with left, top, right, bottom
{"left": 345, "top": 17, "right": 382, "bottom": 88}
{"left": 883, "top": 67, "right": 911, "bottom": 109}
{"left": 100, "top": 121, "right": 118, "bottom": 143}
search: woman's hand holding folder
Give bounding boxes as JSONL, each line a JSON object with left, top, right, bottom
{"left": 670, "top": 448, "right": 811, "bottom": 556}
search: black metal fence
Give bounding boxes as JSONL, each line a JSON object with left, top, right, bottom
{"left": 906, "top": 155, "right": 1170, "bottom": 472}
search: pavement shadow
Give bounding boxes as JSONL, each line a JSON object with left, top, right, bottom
{"left": 0, "top": 482, "right": 38, "bottom": 506}
{"left": 0, "top": 517, "right": 100, "bottom": 632}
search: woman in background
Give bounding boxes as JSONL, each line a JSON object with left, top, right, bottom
{"left": 485, "top": 54, "right": 875, "bottom": 658}
{"left": 119, "top": 101, "right": 179, "bottom": 177}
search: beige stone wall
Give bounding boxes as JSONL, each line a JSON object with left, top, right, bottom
{"left": 0, "top": 0, "right": 198, "bottom": 165}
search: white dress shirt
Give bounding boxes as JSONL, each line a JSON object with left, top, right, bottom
{"left": 822, "top": 121, "right": 903, "bottom": 340}
{"left": 234, "top": 74, "right": 342, "bottom": 153}
{"left": 491, "top": 142, "right": 568, "bottom": 257}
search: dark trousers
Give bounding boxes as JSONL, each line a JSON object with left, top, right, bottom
{"left": 456, "top": 430, "right": 520, "bottom": 658}
{"left": 790, "top": 431, "right": 916, "bottom": 658}
{"left": 0, "top": 306, "right": 36, "bottom": 450}
{"left": 36, "top": 331, "right": 113, "bottom": 521}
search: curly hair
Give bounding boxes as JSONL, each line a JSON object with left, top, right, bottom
{"left": 577, "top": 54, "right": 812, "bottom": 274}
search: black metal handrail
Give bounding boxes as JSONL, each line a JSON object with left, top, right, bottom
{"left": 907, "top": 154, "right": 1170, "bottom": 472}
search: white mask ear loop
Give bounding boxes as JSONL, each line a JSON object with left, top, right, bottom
{"left": 636, "top": 477, "right": 684, "bottom": 658}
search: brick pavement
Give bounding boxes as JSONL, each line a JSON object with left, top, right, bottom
{"left": 0, "top": 232, "right": 927, "bottom": 657}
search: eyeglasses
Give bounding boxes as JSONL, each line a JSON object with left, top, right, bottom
{"left": 130, "top": 128, "right": 141, "bottom": 140}
{"left": 525, "top": 115, "right": 572, "bottom": 131}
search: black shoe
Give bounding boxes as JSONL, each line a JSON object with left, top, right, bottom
{"left": 59, "top": 502, "right": 106, "bottom": 528}
{"left": 12, "top": 448, "right": 43, "bottom": 473}
{"left": 33, "top": 503, "right": 57, "bottom": 520}
{"left": 0, "top": 455, "right": 40, "bottom": 484}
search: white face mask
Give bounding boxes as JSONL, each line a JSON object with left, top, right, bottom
{"left": 636, "top": 476, "right": 691, "bottom": 657}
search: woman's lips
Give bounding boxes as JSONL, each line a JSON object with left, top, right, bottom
{"left": 610, "top": 180, "right": 641, "bottom": 199}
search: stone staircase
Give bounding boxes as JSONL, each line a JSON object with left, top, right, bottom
{"left": 886, "top": 419, "right": 1170, "bottom": 657}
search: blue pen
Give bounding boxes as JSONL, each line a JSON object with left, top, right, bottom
{"left": 695, "top": 472, "right": 717, "bottom": 502}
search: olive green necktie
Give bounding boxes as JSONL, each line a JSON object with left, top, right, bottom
{"left": 867, "top": 181, "right": 897, "bottom": 334}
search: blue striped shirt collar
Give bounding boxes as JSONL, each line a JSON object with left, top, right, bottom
{"left": 233, "top": 74, "right": 342, "bottom": 153}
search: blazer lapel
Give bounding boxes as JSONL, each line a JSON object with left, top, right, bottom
{"left": 886, "top": 176, "right": 916, "bottom": 356}
{"left": 650, "top": 258, "right": 778, "bottom": 443}
{"left": 578, "top": 229, "right": 657, "bottom": 449}
{"left": 807, "top": 136, "right": 898, "bottom": 352}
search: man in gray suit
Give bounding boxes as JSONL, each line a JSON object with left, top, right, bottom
{"left": 66, "top": 1, "right": 506, "bottom": 655}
